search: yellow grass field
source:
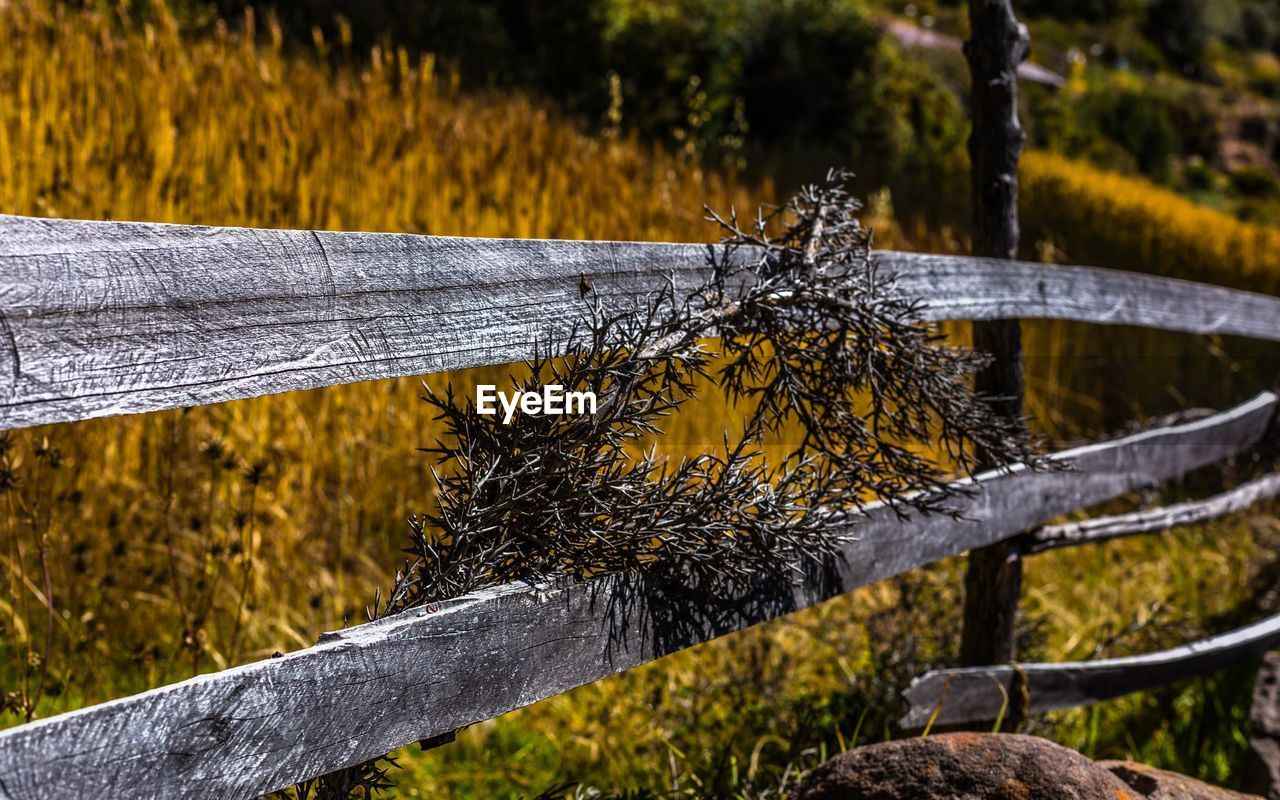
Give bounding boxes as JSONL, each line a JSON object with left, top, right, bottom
{"left": 1, "top": 2, "right": 1278, "bottom": 797}
{"left": 1021, "top": 150, "right": 1280, "bottom": 293}
{"left": 0, "top": 0, "right": 774, "bottom": 708}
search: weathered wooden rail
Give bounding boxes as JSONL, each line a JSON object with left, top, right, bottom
{"left": 896, "top": 469, "right": 1280, "bottom": 728}
{"left": 1026, "top": 472, "right": 1280, "bottom": 555}
{"left": 3, "top": 213, "right": 1280, "bottom": 429}
{"left": 901, "top": 611, "right": 1280, "bottom": 729}
{"left": 0, "top": 211, "right": 1279, "bottom": 798}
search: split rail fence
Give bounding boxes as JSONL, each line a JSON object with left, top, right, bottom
{"left": 0, "top": 213, "right": 1277, "bottom": 797}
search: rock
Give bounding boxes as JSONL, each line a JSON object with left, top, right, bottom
{"left": 1100, "top": 761, "right": 1263, "bottom": 800}
{"left": 794, "top": 733, "right": 1140, "bottom": 800}
{"left": 1241, "top": 651, "right": 1280, "bottom": 799}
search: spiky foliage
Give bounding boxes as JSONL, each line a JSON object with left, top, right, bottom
{"left": 285, "top": 171, "right": 1044, "bottom": 798}
{"left": 705, "top": 173, "right": 1036, "bottom": 511}
{"left": 279, "top": 757, "right": 398, "bottom": 800}
{"left": 373, "top": 170, "right": 1041, "bottom": 616}
{"left": 373, "top": 288, "right": 850, "bottom": 613}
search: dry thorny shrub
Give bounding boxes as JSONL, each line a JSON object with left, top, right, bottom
{"left": 274, "top": 172, "right": 1045, "bottom": 798}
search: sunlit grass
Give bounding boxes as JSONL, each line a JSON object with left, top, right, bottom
{"left": 0, "top": 0, "right": 772, "bottom": 720}
{"left": 1022, "top": 150, "right": 1280, "bottom": 294}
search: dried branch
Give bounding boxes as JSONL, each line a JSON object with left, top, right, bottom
{"left": 279, "top": 170, "right": 1045, "bottom": 799}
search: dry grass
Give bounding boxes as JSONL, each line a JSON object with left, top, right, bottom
{"left": 2, "top": 2, "right": 1279, "bottom": 797}
{"left": 0, "top": 0, "right": 773, "bottom": 719}
{"left": 1022, "top": 150, "right": 1280, "bottom": 293}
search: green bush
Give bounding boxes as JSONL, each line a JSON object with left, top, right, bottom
{"left": 163, "top": 0, "right": 970, "bottom": 206}
{"left": 1028, "top": 75, "right": 1220, "bottom": 185}
{"left": 1240, "top": 2, "right": 1278, "bottom": 51}
{"left": 1087, "top": 86, "right": 1179, "bottom": 179}
{"left": 1019, "top": 0, "right": 1144, "bottom": 24}
{"left": 1229, "top": 165, "right": 1280, "bottom": 197}
{"left": 1180, "top": 158, "right": 1218, "bottom": 192}
{"left": 1143, "top": 0, "right": 1211, "bottom": 76}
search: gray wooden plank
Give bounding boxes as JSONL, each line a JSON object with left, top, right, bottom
{"left": 900, "top": 611, "right": 1280, "bottom": 730}
{"left": 1026, "top": 472, "right": 1280, "bottom": 555}
{"left": 3, "top": 213, "right": 1280, "bottom": 430}
{"left": 0, "top": 392, "right": 1272, "bottom": 799}
{"left": 880, "top": 250, "right": 1280, "bottom": 339}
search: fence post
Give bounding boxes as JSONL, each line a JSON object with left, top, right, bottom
{"left": 959, "top": 0, "right": 1030, "bottom": 674}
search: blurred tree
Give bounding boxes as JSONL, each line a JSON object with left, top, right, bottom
{"left": 1019, "top": 0, "right": 1145, "bottom": 24}
{"left": 209, "top": 0, "right": 610, "bottom": 112}
{"left": 1241, "top": 2, "right": 1278, "bottom": 52}
{"left": 1143, "top": 0, "right": 1210, "bottom": 76}
{"left": 1087, "top": 86, "right": 1180, "bottom": 179}
{"left": 176, "top": 0, "right": 969, "bottom": 198}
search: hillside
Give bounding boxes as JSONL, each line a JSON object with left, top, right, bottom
{"left": 888, "top": 0, "right": 1280, "bottom": 223}
{"left": 130, "top": 0, "right": 1280, "bottom": 226}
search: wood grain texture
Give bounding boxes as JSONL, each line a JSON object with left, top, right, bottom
{"left": 1026, "top": 472, "right": 1280, "bottom": 555}
{"left": 900, "top": 610, "right": 1280, "bottom": 730}
{"left": 0, "top": 393, "right": 1272, "bottom": 799}
{"left": 3, "top": 213, "right": 1280, "bottom": 430}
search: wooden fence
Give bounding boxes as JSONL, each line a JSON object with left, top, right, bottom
{"left": 0, "top": 211, "right": 1278, "bottom": 798}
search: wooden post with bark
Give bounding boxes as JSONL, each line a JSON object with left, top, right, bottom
{"left": 1242, "top": 651, "right": 1280, "bottom": 798}
{"left": 959, "top": 0, "right": 1031, "bottom": 674}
